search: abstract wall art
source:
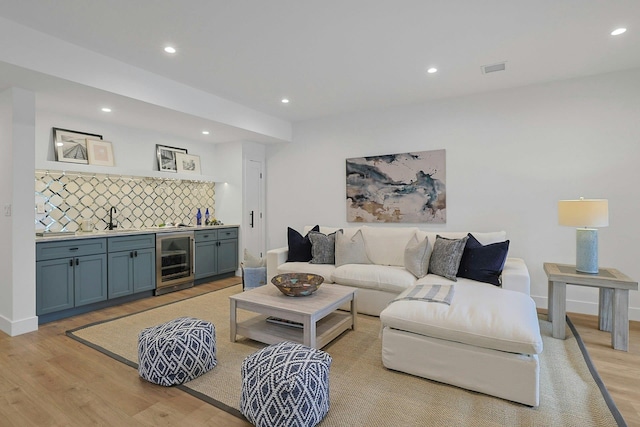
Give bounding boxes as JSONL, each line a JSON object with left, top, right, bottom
{"left": 346, "top": 149, "right": 446, "bottom": 223}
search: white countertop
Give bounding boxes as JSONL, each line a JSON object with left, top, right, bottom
{"left": 35, "top": 224, "right": 239, "bottom": 242}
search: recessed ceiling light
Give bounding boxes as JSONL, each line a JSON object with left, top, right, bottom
{"left": 611, "top": 28, "right": 627, "bottom": 36}
{"left": 281, "top": 98, "right": 290, "bottom": 104}
{"left": 202, "top": 130, "right": 210, "bottom": 135}
{"left": 164, "top": 46, "right": 176, "bottom": 54}
{"left": 427, "top": 67, "right": 438, "bottom": 74}
{"left": 101, "top": 107, "right": 112, "bottom": 113}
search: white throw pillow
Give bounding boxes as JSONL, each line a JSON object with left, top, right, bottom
{"left": 404, "top": 235, "right": 432, "bottom": 278}
{"left": 361, "top": 226, "right": 419, "bottom": 266}
{"left": 335, "top": 229, "right": 370, "bottom": 267}
{"left": 243, "top": 248, "right": 266, "bottom": 268}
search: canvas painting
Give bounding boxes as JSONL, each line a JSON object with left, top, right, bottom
{"left": 346, "top": 149, "right": 446, "bottom": 223}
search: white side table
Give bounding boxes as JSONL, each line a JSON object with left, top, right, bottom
{"left": 544, "top": 262, "right": 638, "bottom": 351}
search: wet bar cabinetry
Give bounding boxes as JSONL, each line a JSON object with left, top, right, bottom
{"left": 194, "top": 227, "right": 239, "bottom": 283}
{"left": 36, "top": 238, "right": 108, "bottom": 318}
{"left": 36, "top": 226, "right": 239, "bottom": 323}
{"left": 36, "top": 236, "right": 155, "bottom": 323}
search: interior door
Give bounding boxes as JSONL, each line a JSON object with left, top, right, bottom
{"left": 245, "top": 159, "right": 264, "bottom": 257}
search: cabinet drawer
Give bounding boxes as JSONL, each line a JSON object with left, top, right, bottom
{"left": 37, "top": 238, "right": 107, "bottom": 261}
{"left": 108, "top": 234, "right": 155, "bottom": 252}
{"left": 218, "top": 228, "right": 238, "bottom": 240}
{"left": 195, "top": 229, "right": 218, "bottom": 242}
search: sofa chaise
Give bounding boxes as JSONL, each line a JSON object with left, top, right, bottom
{"left": 267, "top": 225, "right": 543, "bottom": 406}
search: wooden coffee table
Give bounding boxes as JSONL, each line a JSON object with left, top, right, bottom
{"left": 229, "top": 283, "right": 357, "bottom": 349}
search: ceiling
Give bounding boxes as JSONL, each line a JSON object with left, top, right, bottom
{"left": 0, "top": 1, "right": 639, "bottom": 133}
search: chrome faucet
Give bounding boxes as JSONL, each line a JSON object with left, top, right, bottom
{"left": 108, "top": 206, "right": 117, "bottom": 230}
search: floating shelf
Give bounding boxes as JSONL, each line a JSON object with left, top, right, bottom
{"left": 35, "top": 161, "right": 219, "bottom": 182}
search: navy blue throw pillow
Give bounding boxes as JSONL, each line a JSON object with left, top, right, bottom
{"left": 287, "top": 225, "right": 320, "bottom": 262}
{"left": 457, "top": 233, "right": 509, "bottom": 286}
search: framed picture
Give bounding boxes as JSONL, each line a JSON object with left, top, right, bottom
{"left": 156, "top": 144, "right": 187, "bottom": 172}
{"left": 87, "top": 139, "right": 115, "bottom": 166}
{"left": 53, "top": 128, "right": 102, "bottom": 164}
{"left": 176, "top": 153, "right": 201, "bottom": 174}
{"left": 346, "top": 149, "right": 446, "bottom": 223}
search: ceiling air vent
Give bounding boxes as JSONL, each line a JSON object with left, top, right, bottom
{"left": 481, "top": 62, "right": 506, "bottom": 74}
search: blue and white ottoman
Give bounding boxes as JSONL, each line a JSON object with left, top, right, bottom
{"left": 137, "top": 317, "right": 216, "bottom": 386}
{"left": 240, "top": 341, "right": 332, "bottom": 427}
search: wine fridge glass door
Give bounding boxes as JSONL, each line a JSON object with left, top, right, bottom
{"left": 156, "top": 232, "right": 194, "bottom": 292}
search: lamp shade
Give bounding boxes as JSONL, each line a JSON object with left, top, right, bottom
{"left": 558, "top": 198, "right": 609, "bottom": 228}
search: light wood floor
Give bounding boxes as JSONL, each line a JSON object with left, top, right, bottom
{"left": 1, "top": 278, "right": 638, "bottom": 426}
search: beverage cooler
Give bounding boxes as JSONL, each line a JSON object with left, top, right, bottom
{"left": 156, "top": 231, "right": 194, "bottom": 295}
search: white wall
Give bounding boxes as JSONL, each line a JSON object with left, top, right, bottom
{"left": 266, "top": 68, "right": 640, "bottom": 320}
{"left": 0, "top": 87, "right": 38, "bottom": 336}
{"left": 0, "top": 89, "right": 13, "bottom": 329}
{"left": 213, "top": 142, "right": 243, "bottom": 226}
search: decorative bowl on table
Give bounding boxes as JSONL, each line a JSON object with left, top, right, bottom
{"left": 271, "top": 273, "right": 324, "bottom": 297}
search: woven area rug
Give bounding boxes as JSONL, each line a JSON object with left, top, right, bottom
{"left": 67, "top": 284, "right": 625, "bottom": 427}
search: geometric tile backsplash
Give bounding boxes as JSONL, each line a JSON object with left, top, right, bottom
{"left": 35, "top": 170, "right": 215, "bottom": 232}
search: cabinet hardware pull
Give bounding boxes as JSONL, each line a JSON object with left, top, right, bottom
{"left": 203, "top": 235, "right": 208, "bottom": 238}
{"left": 130, "top": 251, "right": 134, "bottom": 258}
{"left": 69, "top": 259, "right": 73, "bottom": 267}
{"left": 75, "top": 258, "right": 79, "bottom": 266}
{"left": 69, "top": 247, "right": 79, "bottom": 251}
{"left": 134, "top": 250, "right": 138, "bottom": 257}
{"left": 250, "top": 211, "right": 254, "bottom": 228}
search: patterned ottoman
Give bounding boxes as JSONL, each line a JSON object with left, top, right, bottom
{"left": 240, "top": 341, "right": 332, "bottom": 427}
{"left": 137, "top": 317, "right": 216, "bottom": 386}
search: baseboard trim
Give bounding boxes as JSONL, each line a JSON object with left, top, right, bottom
{"left": 0, "top": 313, "right": 38, "bottom": 336}
{"left": 532, "top": 295, "right": 640, "bottom": 322}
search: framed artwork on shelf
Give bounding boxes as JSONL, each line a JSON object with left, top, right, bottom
{"left": 156, "top": 144, "right": 187, "bottom": 172}
{"left": 53, "top": 127, "right": 103, "bottom": 164}
{"left": 87, "top": 139, "right": 115, "bottom": 166}
{"left": 176, "top": 153, "right": 201, "bottom": 174}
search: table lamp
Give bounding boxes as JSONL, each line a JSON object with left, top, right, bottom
{"left": 558, "top": 198, "right": 608, "bottom": 274}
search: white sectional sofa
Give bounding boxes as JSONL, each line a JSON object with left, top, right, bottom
{"left": 267, "top": 225, "right": 542, "bottom": 406}
{"left": 267, "top": 225, "right": 530, "bottom": 316}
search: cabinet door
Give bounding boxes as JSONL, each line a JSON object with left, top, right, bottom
{"left": 133, "top": 247, "right": 156, "bottom": 292}
{"left": 108, "top": 251, "right": 134, "bottom": 299}
{"left": 217, "top": 239, "right": 238, "bottom": 274}
{"left": 75, "top": 254, "right": 108, "bottom": 307}
{"left": 195, "top": 241, "right": 217, "bottom": 279}
{"left": 36, "top": 259, "right": 74, "bottom": 315}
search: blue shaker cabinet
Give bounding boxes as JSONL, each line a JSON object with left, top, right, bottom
{"left": 107, "top": 234, "right": 156, "bottom": 298}
{"left": 195, "top": 229, "right": 218, "bottom": 279}
{"left": 194, "top": 227, "right": 238, "bottom": 281}
{"left": 36, "top": 238, "right": 108, "bottom": 315}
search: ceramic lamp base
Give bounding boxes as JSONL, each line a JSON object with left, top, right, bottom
{"left": 576, "top": 228, "right": 598, "bottom": 274}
